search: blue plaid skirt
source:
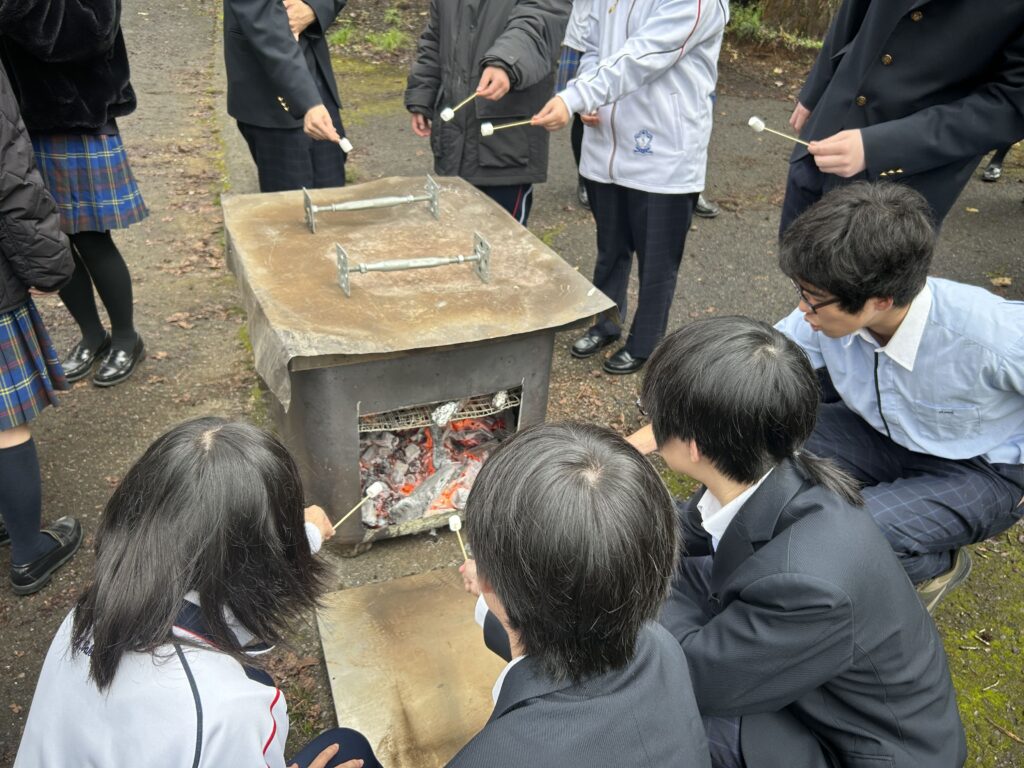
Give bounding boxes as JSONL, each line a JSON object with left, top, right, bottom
{"left": 556, "top": 46, "right": 583, "bottom": 93}
{"left": 31, "top": 133, "right": 148, "bottom": 234}
{"left": 0, "top": 300, "right": 67, "bottom": 431}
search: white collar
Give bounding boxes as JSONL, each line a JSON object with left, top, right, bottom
{"left": 852, "top": 284, "right": 932, "bottom": 371}
{"left": 697, "top": 470, "right": 773, "bottom": 550}
{"left": 492, "top": 655, "right": 526, "bottom": 704}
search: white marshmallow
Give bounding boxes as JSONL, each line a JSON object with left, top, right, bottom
{"left": 440, "top": 107, "right": 455, "bottom": 122}
{"left": 748, "top": 116, "right": 766, "bottom": 133}
{"left": 366, "top": 481, "right": 387, "bottom": 498}
{"left": 339, "top": 137, "right": 354, "bottom": 153}
{"left": 480, "top": 122, "right": 495, "bottom": 137}
{"left": 448, "top": 514, "right": 462, "bottom": 532}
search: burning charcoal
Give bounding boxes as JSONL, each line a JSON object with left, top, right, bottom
{"left": 390, "top": 461, "right": 409, "bottom": 484}
{"left": 404, "top": 443, "right": 421, "bottom": 462}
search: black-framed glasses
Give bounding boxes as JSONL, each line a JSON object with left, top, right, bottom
{"left": 793, "top": 281, "right": 841, "bottom": 314}
{"left": 635, "top": 397, "right": 647, "bottom": 418}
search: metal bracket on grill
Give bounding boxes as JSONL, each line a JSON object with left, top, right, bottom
{"left": 336, "top": 232, "right": 491, "bottom": 298}
{"left": 304, "top": 175, "right": 441, "bottom": 233}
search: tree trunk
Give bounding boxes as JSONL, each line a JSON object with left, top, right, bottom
{"left": 759, "top": 0, "right": 843, "bottom": 41}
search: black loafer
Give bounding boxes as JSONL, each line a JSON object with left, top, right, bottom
{"left": 695, "top": 193, "right": 720, "bottom": 218}
{"left": 602, "top": 347, "right": 646, "bottom": 375}
{"left": 571, "top": 331, "right": 619, "bottom": 359}
{"left": 10, "top": 517, "right": 82, "bottom": 596}
{"left": 576, "top": 177, "right": 590, "bottom": 209}
{"left": 62, "top": 333, "right": 111, "bottom": 383}
{"left": 982, "top": 163, "right": 1002, "bottom": 182}
{"left": 93, "top": 335, "right": 145, "bottom": 387}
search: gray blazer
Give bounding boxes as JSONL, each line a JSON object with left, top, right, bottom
{"left": 792, "top": 0, "right": 1024, "bottom": 222}
{"left": 447, "top": 621, "right": 711, "bottom": 768}
{"left": 224, "top": 0, "right": 345, "bottom": 128}
{"left": 660, "top": 459, "right": 967, "bottom": 768}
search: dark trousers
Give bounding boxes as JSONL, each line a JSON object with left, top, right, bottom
{"left": 586, "top": 181, "right": 697, "bottom": 359}
{"left": 237, "top": 110, "right": 347, "bottom": 193}
{"left": 290, "top": 727, "right": 382, "bottom": 768}
{"left": 671, "top": 555, "right": 745, "bottom": 768}
{"left": 805, "top": 402, "right": 1024, "bottom": 582}
{"left": 778, "top": 155, "right": 825, "bottom": 238}
{"left": 479, "top": 183, "right": 534, "bottom": 226}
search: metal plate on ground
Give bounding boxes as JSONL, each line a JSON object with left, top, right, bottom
{"left": 317, "top": 568, "right": 504, "bottom": 766}
{"left": 222, "top": 176, "right": 614, "bottom": 408}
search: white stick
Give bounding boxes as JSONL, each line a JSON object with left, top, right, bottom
{"left": 747, "top": 115, "right": 809, "bottom": 147}
{"left": 442, "top": 93, "right": 478, "bottom": 122}
{"left": 488, "top": 118, "right": 534, "bottom": 134}
{"left": 448, "top": 515, "right": 469, "bottom": 561}
{"left": 333, "top": 481, "right": 387, "bottom": 530}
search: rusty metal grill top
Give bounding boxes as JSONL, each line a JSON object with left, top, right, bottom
{"left": 358, "top": 391, "right": 522, "bottom": 433}
{"left": 222, "top": 176, "right": 614, "bottom": 409}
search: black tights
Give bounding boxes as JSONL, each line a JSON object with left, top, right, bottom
{"left": 58, "top": 231, "right": 137, "bottom": 352}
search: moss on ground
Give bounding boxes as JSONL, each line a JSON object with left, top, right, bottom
{"left": 331, "top": 56, "right": 408, "bottom": 126}
{"left": 934, "top": 531, "right": 1024, "bottom": 766}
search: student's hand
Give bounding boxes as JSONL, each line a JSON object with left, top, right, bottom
{"left": 476, "top": 66, "right": 511, "bottom": 100}
{"left": 580, "top": 111, "right": 599, "bottom": 127}
{"left": 284, "top": 0, "right": 316, "bottom": 39}
{"left": 304, "top": 105, "right": 341, "bottom": 142}
{"left": 305, "top": 505, "right": 335, "bottom": 541}
{"left": 789, "top": 102, "right": 811, "bottom": 133}
{"left": 28, "top": 288, "right": 57, "bottom": 296}
{"left": 531, "top": 96, "right": 570, "bottom": 131}
{"left": 459, "top": 558, "right": 481, "bottom": 597}
{"left": 411, "top": 112, "right": 432, "bottom": 137}
{"left": 808, "top": 129, "right": 865, "bottom": 178}
{"left": 288, "top": 743, "right": 364, "bottom": 768}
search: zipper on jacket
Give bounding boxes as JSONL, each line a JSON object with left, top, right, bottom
{"left": 873, "top": 352, "right": 892, "bottom": 439}
{"left": 606, "top": 0, "right": 641, "bottom": 180}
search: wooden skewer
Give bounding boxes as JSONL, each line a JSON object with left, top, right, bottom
{"left": 449, "top": 514, "right": 469, "bottom": 561}
{"left": 333, "top": 481, "right": 387, "bottom": 530}
{"left": 747, "top": 115, "right": 809, "bottom": 146}
{"left": 760, "top": 126, "right": 809, "bottom": 146}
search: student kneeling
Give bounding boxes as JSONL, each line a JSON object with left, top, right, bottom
{"left": 641, "top": 318, "right": 966, "bottom": 768}
{"left": 450, "top": 422, "right": 711, "bottom": 767}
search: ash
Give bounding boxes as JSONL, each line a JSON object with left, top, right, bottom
{"left": 359, "top": 414, "right": 510, "bottom": 527}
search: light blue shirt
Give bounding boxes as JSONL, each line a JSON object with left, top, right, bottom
{"left": 776, "top": 277, "right": 1024, "bottom": 466}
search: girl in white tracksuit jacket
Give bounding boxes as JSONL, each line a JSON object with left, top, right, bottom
{"left": 15, "top": 418, "right": 380, "bottom": 768}
{"left": 536, "top": 0, "right": 728, "bottom": 371}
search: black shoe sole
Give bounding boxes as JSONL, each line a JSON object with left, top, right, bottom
{"left": 601, "top": 362, "right": 645, "bottom": 375}
{"left": 10, "top": 534, "right": 82, "bottom": 596}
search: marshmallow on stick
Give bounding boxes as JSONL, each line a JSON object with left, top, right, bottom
{"left": 333, "top": 481, "right": 387, "bottom": 530}
{"left": 480, "top": 119, "right": 534, "bottom": 137}
{"left": 448, "top": 514, "right": 469, "bottom": 561}
{"left": 338, "top": 137, "right": 354, "bottom": 153}
{"left": 747, "top": 116, "right": 809, "bottom": 146}
{"left": 440, "top": 92, "right": 478, "bottom": 122}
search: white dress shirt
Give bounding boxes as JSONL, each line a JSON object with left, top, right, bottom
{"left": 697, "top": 471, "right": 773, "bottom": 550}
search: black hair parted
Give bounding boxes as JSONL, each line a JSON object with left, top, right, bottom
{"left": 779, "top": 182, "right": 934, "bottom": 312}
{"left": 72, "top": 417, "right": 327, "bottom": 690}
{"left": 641, "top": 316, "right": 861, "bottom": 504}
{"left": 465, "top": 422, "right": 678, "bottom": 684}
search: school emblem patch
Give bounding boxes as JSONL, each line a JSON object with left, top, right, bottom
{"left": 633, "top": 129, "right": 654, "bottom": 154}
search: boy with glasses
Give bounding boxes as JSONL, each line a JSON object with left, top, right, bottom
{"left": 776, "top": 182, "right": 1024, "bottom": 609}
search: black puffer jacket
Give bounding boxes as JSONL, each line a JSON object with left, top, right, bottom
{"left": 405, "top": 0, "right": 570, "bottom": 187}
{"left": 0, "top": 0, "right": 135, "bottom": 132}
{"left": 0, "top": 66, "right": 73, "bottom": 314}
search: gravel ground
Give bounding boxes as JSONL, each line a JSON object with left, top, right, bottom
{"left": 0, "top": 1, "right": 1021, "bottom": 764}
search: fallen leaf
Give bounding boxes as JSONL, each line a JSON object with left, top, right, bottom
{"left": 965, "top": 207, "right": 980, "bottom": 213}
{"left": 9, "top": 703, "right": 22, "bottom": 714}
{"left": 990, "top": 276, "right": 1012, "bottom": 287}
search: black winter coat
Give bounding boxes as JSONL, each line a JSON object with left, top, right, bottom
{"left": 0, "top": 66, "right": 73, "bottom": 314}
{"left": 405, "top": 0, "right": 570, "bottom": 187}
{"left": 0, "top": 0, "right": 136, "bottom": 133}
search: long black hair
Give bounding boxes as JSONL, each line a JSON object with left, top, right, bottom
{"left": 465, "top": 422, "right": 679, "bottom": 684}
{"left": 72, "top": 417, "right": 327, "bottom": 689}
{"left": 641, "top": 316, "right": 862, "bottom": 505}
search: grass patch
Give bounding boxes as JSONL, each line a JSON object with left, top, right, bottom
{"left": 365, "top": 28, "right": 409, "bottom": 54}
{"left": 726, "top": 5, "right": 822, "bottom": 51}
{"left": 538, "top": 223, "right": 566, "bottom": 248}
{"left": 331, "top": 56, "right": 408, "bottom": 125}
{"left": 328, "top": 24, "right": 357, "bottom": 47}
